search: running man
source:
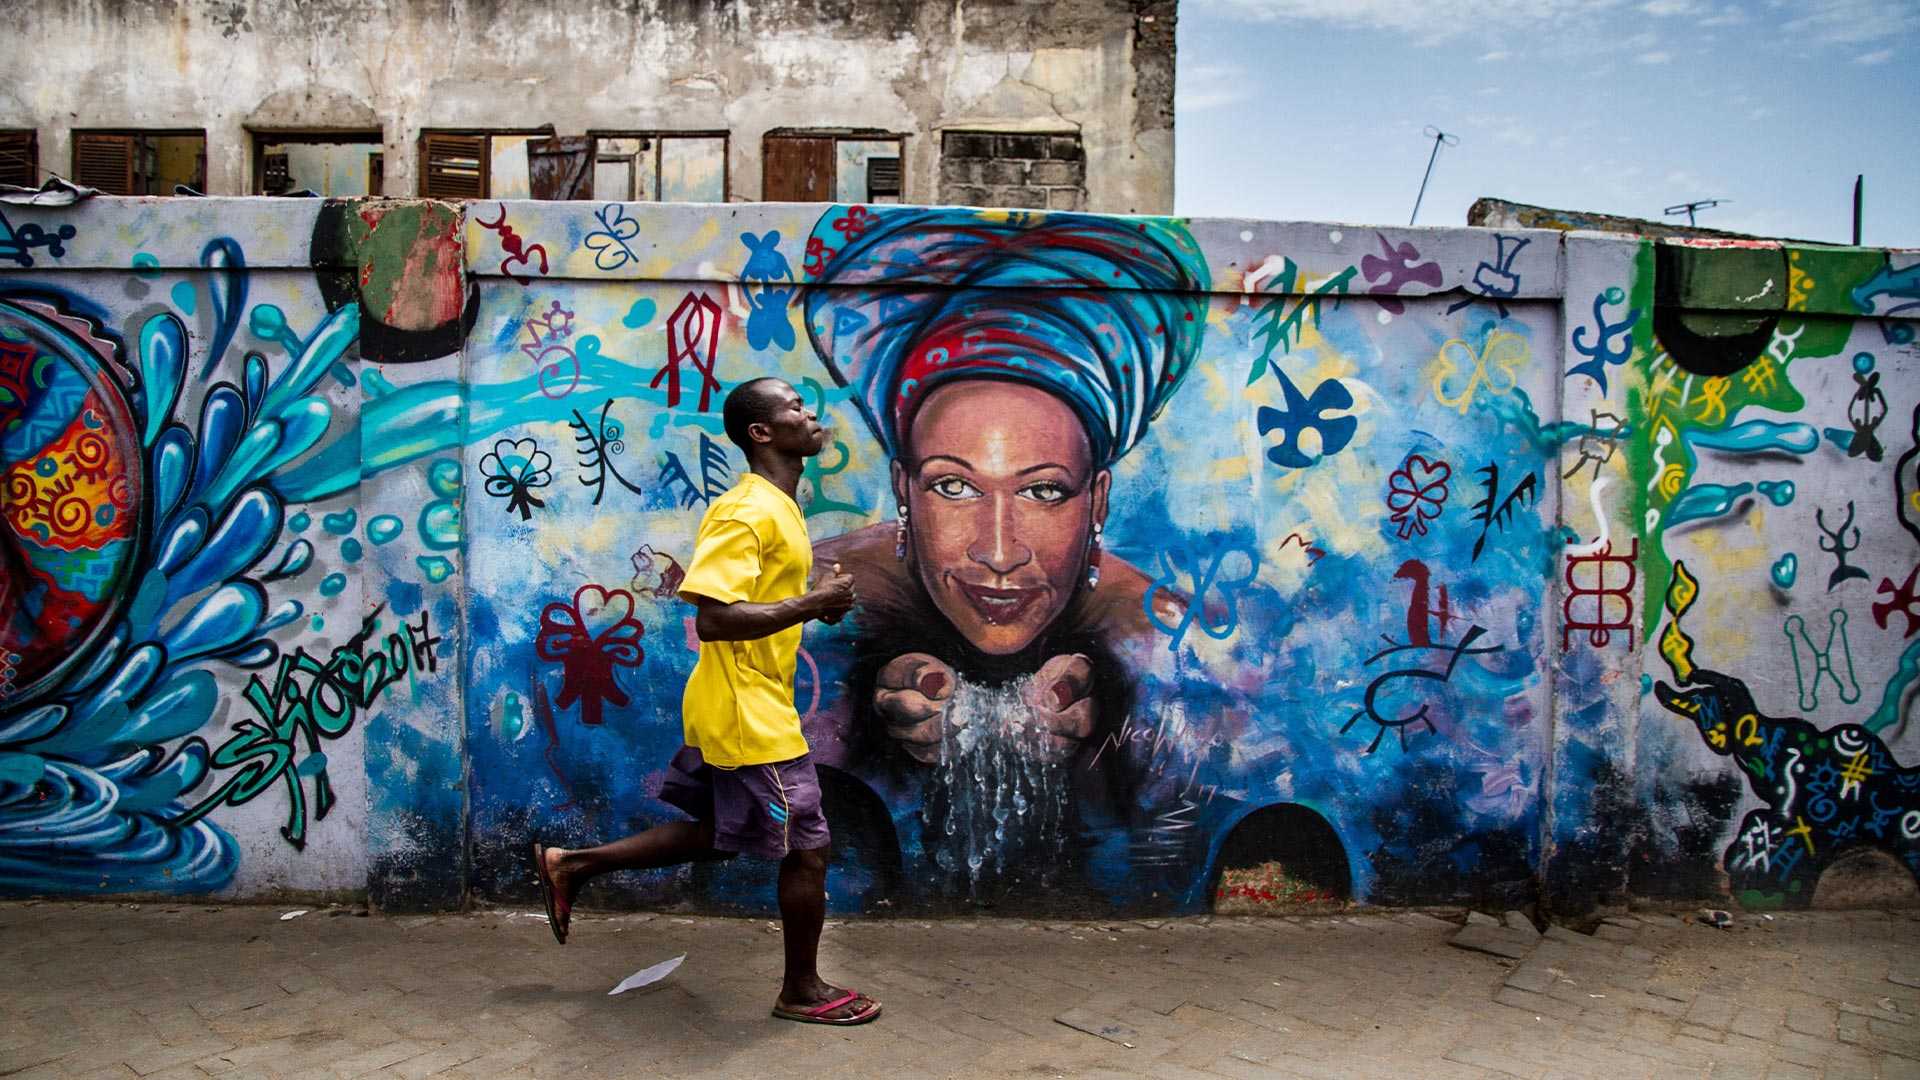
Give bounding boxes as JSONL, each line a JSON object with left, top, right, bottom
{"left": 532, "top": 377, "right": 879, "bottom": 1026}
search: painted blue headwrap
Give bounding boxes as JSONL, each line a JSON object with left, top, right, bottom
{"left": 802, "top": 206, "right": 1210, "bottom": 468}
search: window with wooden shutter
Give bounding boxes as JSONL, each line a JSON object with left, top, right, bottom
{"left": 528, "top": 136, "right": 592, "bottom": 200}
{"left": 0, "top": 131, "right": 37, "bottom": 189}
{"left": 420, "top": 133, "right": 489, "bottom": 198}
{"left": 73, "top": 133, "right": 137, "bottom": 194}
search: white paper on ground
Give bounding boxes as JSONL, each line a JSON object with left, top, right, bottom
{"left": 279, "top": 910, "right": 309, "bottom": 921}
{"left": 608, "top": 953, "right": 686, "bottom": 995}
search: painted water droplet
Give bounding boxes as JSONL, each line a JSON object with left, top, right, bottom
{"left": 416, "top": 556, "right": 455, "bottom": 583}
{"left": 622, "top": 297, "right": 657, "bottom": 329}
{"left": 310, "top": 615, "right": 325, "bottom": 632}
{"left": 503, "top": 692, "right": 527, "bottom": 741}
{"left": 427, "top": 458, "right": 462, "bottom": 498}
{"left": 170, "top": 282, "right": 197, "bottom": 316}
{"left": 1666, "top": 482, "right": 1753, "bottom": 527}
{"left": 361, "top": 369, "right": 399, "bottom": 398}
{"left": 1771, "top": 553, "right": 1798, "bottom": 589}
{"left": 131, "top": 252, "right": 162, "bottom": 278}
{"left": 319, "top": 572, "right": 347, "bottom": 597}
{"left": 419, "top": 502, "right": 461, "bottom": 550}
{"left": 249, "top": 303, "right": 288, "bottom": 341}
{"left": 367, "top": 515, "right": 403, "bottom": 545}
{"left": 322, "top": 509, "right": 357, "bottom": 535}
{"left": 1757, "top": 480, "right": 1795, "bottom": 507}
{"left": 1854, "top": 351, "right": 1876, "bottom": 375}
{"left": 288, "top": 511, "right": 311, "bottom": 533}
{"left": 1639, "top": 674, "right": 1653, "bottom": 695}
{"left": 340, "top": 538, "right": 363, "bottom": 564}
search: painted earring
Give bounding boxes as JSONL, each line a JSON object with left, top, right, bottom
{"left": 1086, "top": 524, "right": 1103, "bottom": 589}
{"left": 895, "top": 505, "right": 909, "bottom": 561}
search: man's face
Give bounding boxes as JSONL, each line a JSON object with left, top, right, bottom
{"left": 753, "top": 382, "right": 829, "bottom": 457}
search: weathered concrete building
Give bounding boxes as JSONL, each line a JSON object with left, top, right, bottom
{"left": 0, "top": 0, "right": 1177, "bottom": 213}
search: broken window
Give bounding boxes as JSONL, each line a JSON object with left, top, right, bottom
{"left": 589, "top": 134, "right": 728, "bottom": 202}
{"left": 0, "top": 130, "right": 38, "bottom": 189}
{"left": 72, "top": 130, "right": 207, "bottom": 195}
{"left": 762, "top": 131, "right": 905, "bottom": 203}
{"left": 419, "top": 130, "right": 726, "bottom": 201}
{"left": 252, "top": 131, "right": 383, "bottom": 195}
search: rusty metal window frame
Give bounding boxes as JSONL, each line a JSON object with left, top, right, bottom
{"left": 0, "top": 129, "right": 40, "bottom": 189}
{"left": 760, "top": 128, "right": 908, "bottom": 203}
{"left": 71, "top": 128, "right": 207, "bottom": 195}
{"left": 415, "top": 127, "right": 556, "bottom": 200}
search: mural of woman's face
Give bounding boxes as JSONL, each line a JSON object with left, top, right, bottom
{"left": 895, "top": 380, "right": 1110, "bottom": 656}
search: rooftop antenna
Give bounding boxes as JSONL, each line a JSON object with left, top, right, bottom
{"left": 1852, "top": 174, "right": 1863, "bottom": 245}
{"left": 1663, "top": 198, "right": 1729, "bottom": 228}
{"left": 1409, "top": 125, "right": 1459, "bottom": 226}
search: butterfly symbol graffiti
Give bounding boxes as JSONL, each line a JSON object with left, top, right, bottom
{"left": 1143, "top": 538, "right": 1260, "bottom": 653}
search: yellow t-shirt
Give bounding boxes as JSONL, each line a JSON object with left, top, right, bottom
{"left": 676, "top": 471, "right": 813, "bottom": 766}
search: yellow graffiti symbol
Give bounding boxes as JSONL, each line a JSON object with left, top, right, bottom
{"left": 1706, "top": 721, "right": 1727, "bottom": 748}
{"left": 1431, "top": 328, "right": 1527, "bottom": 414}
{"left": 1787, "top": 251, "right": 1814, "bottom": 310}
{"left": 1734, "top": 713, "right": 1763, "bottom": 748}
{"left": 1741, "top": 355, "right": 1778, "bottom": 395}
{"left": 1786, "top": 815, "right": 1816, "bottom": 856}
{"left": 1693, "top": 376, "right": 1731, "bottom": 425}
{"left": 1656, "top": 463, "right": 1688, "bottom": 500}
{"left": 1658, "top": 560, "right": 1700, "bottom": 682}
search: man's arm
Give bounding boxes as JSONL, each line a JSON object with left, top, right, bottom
{"left": 692, "top": 564, "right": 855, "bottom": 642}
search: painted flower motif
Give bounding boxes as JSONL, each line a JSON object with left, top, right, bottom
{"left": 831, "top": 205, "right": 875, "bottom": 241}
{"left": 1386, "top": 454, "right": 1451, "bottom": 540}
{"left": 479, "top": 438, "right": 552, "bottom": 520}
{"left": 804, "top": 236, "right": 836, "bottom": 279}
{"left": 535, "top": 585, "right": 645, "bottom": 726}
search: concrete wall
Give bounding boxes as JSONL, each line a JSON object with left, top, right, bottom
{"left": 0, "top": 0, "right": 1175, "bottom": 214}
{"left": 1, "top": 196, "right": 1916, "bottom": 917}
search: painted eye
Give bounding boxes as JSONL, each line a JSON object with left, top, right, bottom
{"left": 928, "top": 476, "right": 982, "bottom": 500}
{"left": 1018, "top": 481, "right": 1071, "bottom": 504}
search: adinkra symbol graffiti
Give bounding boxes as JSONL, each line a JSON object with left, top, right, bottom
{"left": 1245, "top": 256, "right": 1358, "bottom": 383}
{"left": 520, "top": 300, "right": 579, "bottom": 400}
{"left": 479, "top": 437, "right": 552, "bottom": 520}
{"left": 1256, "top": 369, "right": 1356, "bottom": 470}
{"left": 0, "top": 209, "right": 77, "bottom": 268}
{"left": 172, "top": 607, "right": 441, "bottom": 850}
{"left": 583, "top": 203, "right": 640, "bottom": 271}
{"left": 1874, "top": 565, "right": 1920, "bottom": 640}
{"left": 1566, "top": 286, "right": 1640, "bottom": 397}
{"left": 1845, "top": 352, "right": 1888, "bottom": 462}
{"left": 1358, "top": 233, "right": 1442, "bottom": 317}
{"left": 569, "top": 398, "right": 647, "bottom": 505}
{"left": 1562, "top": 409, "right": 1626, "bottom": 483}
{"left": 1563, "top": 539, "right": 1637, "bottom": 651}
{"left": 1468, "top": 462, "right": 1537, "bottom": 562}
{"left": 796, "top": 376, "right": 863, "bottom": 517}
{"left": 1342, "top": 559, "right": 1503, "bottom": 754}
{"left": 1785, "top": 610, "right": 1861, "bottom": 712}
{"left": 1386, "top": 453, "right": 1450, "bottom": 540}
{"left": 536, "top": 585, "right": 646, "bottom": 727}
{"left": 659, "top": 433, "right": 731, "bottom": 510}
{"left": 653, "top": 291, "right": 724, "bottom": 412}
{"left": 475, "top": 203, "right": 549, "bottom": 285}
{"left": 1143, "top": 538, "right": 1260, "bottom": 654}
{"left": 1816, "top": 501, "right": 1870, "bottom": 592}
{"left": 1445, "top": 233, "right": 1530, "bottom": 318}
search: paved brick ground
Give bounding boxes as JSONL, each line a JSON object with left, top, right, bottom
{"left": 2, "top": 901, "right": 1916, "bottom": 1079}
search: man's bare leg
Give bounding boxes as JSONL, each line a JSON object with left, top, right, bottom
{"left": 541, "top": 820, "right": 723, "bottom": 913}
{"left": 773, "top": 846, "right": 878, "bottom": 1021}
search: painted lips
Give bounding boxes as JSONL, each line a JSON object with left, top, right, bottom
{"left": 955, "top": 581, "right": 1044, "bottom": 626}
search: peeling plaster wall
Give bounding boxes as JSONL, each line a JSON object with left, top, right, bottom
{"left": 2, "top": 0, "right": 1175, "bottom": 213}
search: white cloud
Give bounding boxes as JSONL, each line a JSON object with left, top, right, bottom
{"left": 1773, "top": 0, "right": 1920, "bottom": 46}
{"left": 1636, "top": 50, "right": 1674, "bottom": 63}
{"left": 1178, "top": 63, "right": 1252, "bottom": 112}
{"left": 1639, "top": 0, "right": 1707, "bottom": 15}
{"left": 1193, "top": 0, "right": 1628, "bottom": 43}
{"left": 1854, "top": 47, "right": 1895, "bottom": 64}
{"left": 1478, "top": 49, "right": 1510, "bottom": 61}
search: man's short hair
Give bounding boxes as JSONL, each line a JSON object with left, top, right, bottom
{"left": 722, "top": 377, "right": 791, "bottom": 451}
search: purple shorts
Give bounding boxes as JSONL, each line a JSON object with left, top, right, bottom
{"left": 657, "top": 746, "right": 831, "bottom": 860}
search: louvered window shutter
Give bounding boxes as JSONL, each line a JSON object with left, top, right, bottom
{"left": 0, "top": 131, "right": 36, "bottom": 188}
{"left": 420, "top": 133, "right": 488, "bottom": 198}
{"left": 74, "top": 133, "right": 136, "bottom": 195}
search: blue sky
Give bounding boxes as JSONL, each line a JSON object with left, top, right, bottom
{"left": 1174, "top": 0, "right": 1919, "bottom": 246}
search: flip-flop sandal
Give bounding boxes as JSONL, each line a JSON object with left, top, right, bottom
{"left": 529, "top": 841, "right": 570, "bottom": 945}
{"left": 772, "top": 989, "right": 882, "bottom": 1026}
